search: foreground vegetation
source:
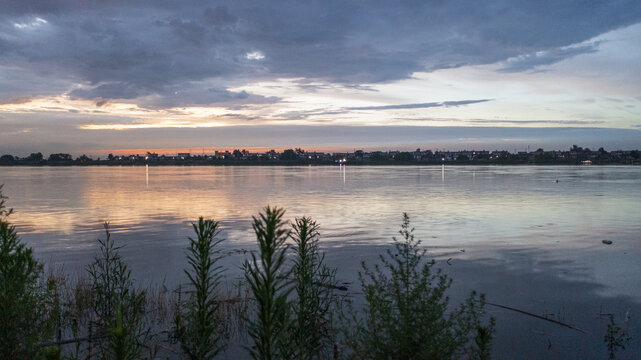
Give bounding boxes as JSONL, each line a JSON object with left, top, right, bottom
{"left": 0, "top": 185, "right": 632, "bottom": 359}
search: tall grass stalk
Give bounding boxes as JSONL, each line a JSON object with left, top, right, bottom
{"left": 346, "top": 213, "right": 494, "bottom": 359}
{"left": 290, "top": 216, "right": 338, "bottom": 359}
{"left": 174, "top": 217, "right": 227, "bottom": 359}
{"left": 244, "top": 206, "right": 293, "bottom": 360}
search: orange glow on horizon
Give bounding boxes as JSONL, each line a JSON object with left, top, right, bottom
{"left": 85, "top": 146, "right": 351, "bottom": 156}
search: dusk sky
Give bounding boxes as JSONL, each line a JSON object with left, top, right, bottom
{"left": 1, "top": 0, "right": 640, "bottom": 155}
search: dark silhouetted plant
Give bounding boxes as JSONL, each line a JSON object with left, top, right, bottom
{"left": 174, "top": 217, "right": 227, "bottom": 359}
{"left": 473, "top": 318, "right": 495, "bottom": 360}
{"left": 345, "top": 213, "right": 494, "bottom": 359}
{"left": 604, "top": 314, "right": 630, "bottom": 359}
{"left": 290, "top": 216, "right": 338, "bottom": 359}
{"left": 244, "top": 206, "right": 293, "bottom": 360}
{"left": 0, "top": 184, "right": 13, "bottom": 218}
{"left": 87, "top": 222, "right": 148, "bottom": 360}
{"left": 0, "top": 185, "right": 55, "bottom": 358}
{"left": 44, "top": 345, "right": 62, "bottom": 360}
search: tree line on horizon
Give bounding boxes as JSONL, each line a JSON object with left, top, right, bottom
{"left": 1, "top": 145, "right": 640, "bottom": 166}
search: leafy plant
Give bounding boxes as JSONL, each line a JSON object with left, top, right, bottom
{"left": 244, "top": 206, "right": 293, "bottom": 360}
{"left": 346, "top": 213, "right": 494, "bottom": 359}
{"left": 290, "top": 216, "right": 338, "bottom": 359}
{"left": 0, "top": 185, "right": 54, "bottom": 358}
{"left": 473, "top": 318, "right": 495, "bottom": 360}
{"left": 87, "top": 222, "right": 148, "bottom": 360}
{"left": 174, "top": 217, "right": 227, "bottom": 359}
{"left": 0, "top": 184, "right": 13, "bottom": 218}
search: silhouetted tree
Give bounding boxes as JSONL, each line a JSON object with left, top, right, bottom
{"left": 76, "top": 155, "right": 91, "bottom": 164}
{"left": 394, "top": 152, "right": 413, "bottom": 162}
{"left": 28, "top": 152, "right": 43, "bottom": 162}
{"left": 281, "top": 149, "right": 299, "bottom": 161}
{"left": 0, "top": 155, "right": 14, "bottom": 164}
{"left": 369, "top": 152, "right": 388, "bottom": 162}
{"left": 48, "top": 153, "right": 72, "bottom": 162}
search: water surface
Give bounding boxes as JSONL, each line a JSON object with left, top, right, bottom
{"left": 1, "top": 165, "right": 639, "bottom": 358}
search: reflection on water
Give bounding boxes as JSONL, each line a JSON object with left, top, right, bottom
{"left": 1, "top": 166, "right": 640, "bottom": 282}
{"left": 0, "top": 165, "right": 640, "bottom": 358}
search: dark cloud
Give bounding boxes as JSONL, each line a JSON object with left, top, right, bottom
{"left": 70, "top": 82, "right": 142, "bottom": 100}
{"left": 95, "top": 99, "right": 110, "bottom": 107}
{"left": 217, "top": 113, "right": 262, "bottom": 122}
{"left": 340, "top": 84, "right": 378, "bottom": 92}
{"left": 270, "top": 99, "right": 491, "bottom": 120}
{"left": 69, "top": 82, "right": 280, "bottom": 109}
{"left": 136, "top": 87, "right": 280, "bottom": 109}
{"left": 348, "top": 99, "right": 491, "bottom": 111}
{"left": 202, "top": 6, "right": 237, "bottom": 28}
{"left": 163, "top": 18, "right": 207, "bottom": 46}
{"left": 0, "top": 96, "right": 33, "bottom": 105}
{"left": 1, "top": 1, "right": 640, "bottom": 106}
{"left": 292, "top": 80, "right": 379, "bottom": 93}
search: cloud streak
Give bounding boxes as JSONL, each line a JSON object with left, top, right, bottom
{"left": 396, "top": 118, "right": 606, "bottom": 125}
{"left": 499, "top": 43, "right": 600, "bottom": 73}
{"left": 347, "top": 99, "right": 492, "bottom": 111}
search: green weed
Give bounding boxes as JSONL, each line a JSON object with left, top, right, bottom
{"left": 174, "top": 217, "right": 228, "bottom": 359}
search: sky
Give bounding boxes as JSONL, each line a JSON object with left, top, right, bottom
{"left": 1, "top": 0, "right": 640, "bottom": 156}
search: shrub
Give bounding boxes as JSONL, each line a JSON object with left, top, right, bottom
{"left": 174, "top": 217, "right": 227, "bottom": 359}
{"left": 290, "top": 216, "right": 338, "bottom": 359}
{"left": 87, "top": 222, "right": 148, "bottom": 360}
{"left": 346, "top": 213, "right": 494, "bottom": 359}
{"left": 0, "top": 185, "right": 55, "bottom": 358}
{"left": 0, "top": 185, "right": 60, "bottom": 359}
{"left": 244, "top": 206, "right": 293, "bottom": 360}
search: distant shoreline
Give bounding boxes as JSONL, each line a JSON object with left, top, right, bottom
{"left": 2, "top": 146, "right": 640, "bottom": 166}
{"left": 0, "top": 162, "right": 637, "bottom": 167}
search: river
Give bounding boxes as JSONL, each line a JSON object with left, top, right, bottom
{"left": 1, "top": 165, "right": 639, "bottom": 358}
